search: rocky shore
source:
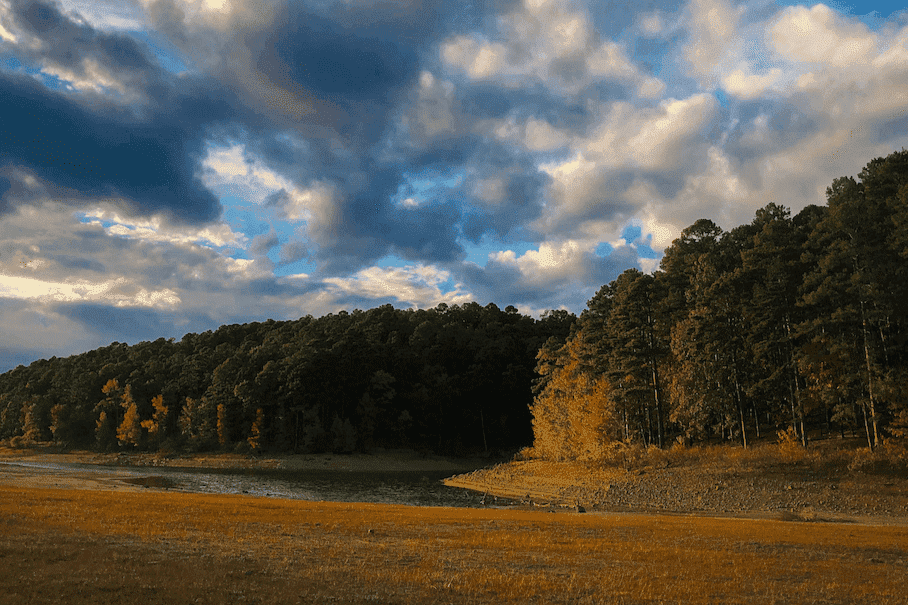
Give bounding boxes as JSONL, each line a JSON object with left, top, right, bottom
{"left": 445, "top": 444, "right": 908, "bottom": 524}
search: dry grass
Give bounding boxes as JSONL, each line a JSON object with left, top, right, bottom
{"left": 584, "top": 437, "right": 908, "bottom": 473}
{"left": 2, "top": 484, "right": 907, "bottom": 604}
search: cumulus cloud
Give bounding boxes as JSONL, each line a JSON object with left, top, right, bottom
{"left": 440, "top": 0, "right": 663, "bottom": 98}
{"left": 2, "top": 0, "right": 908, "bottom": 371}
{"left": 324, "top": 264, "right": 472, "bottom": 309}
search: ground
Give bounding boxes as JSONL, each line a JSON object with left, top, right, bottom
{"left": 445, "top": 438, "right": 908, "bottom": 524}
{"left": 1, "top": 440, "right": 906, "bottom": 604}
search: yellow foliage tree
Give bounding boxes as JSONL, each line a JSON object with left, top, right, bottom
{"left": 530, "top": 330, "right": 618, "bottom": 461}
{"left": 117, "top": 385, "right": 143, "bottom": 448}
{"left": 140, "top": 394, "right": 168, "bottom": 444}
{"left": 248, "top": 407, "right": 265, "bottom": 452}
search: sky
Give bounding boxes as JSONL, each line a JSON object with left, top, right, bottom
{"left": 1, "top": 0, "right": 907, "bottom": 372}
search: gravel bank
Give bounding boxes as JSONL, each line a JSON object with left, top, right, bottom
{"left": 445, "top": 453, "right": 908, "bottom": 524}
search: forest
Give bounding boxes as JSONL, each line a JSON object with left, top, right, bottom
{"left": 0, "top": 149, "right": 906, "bottom": 457}
{"left": 0, "top": 301, "right": 574, "bottom": 455}
{"left": 531, "top": 149, "right": 908, "bottom": 459}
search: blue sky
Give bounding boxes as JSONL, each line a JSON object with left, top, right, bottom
{"left": 1, "top": 0, "right": 907, "bottom": 372}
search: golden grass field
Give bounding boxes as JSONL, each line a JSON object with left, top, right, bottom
{"left": 2, "top": 481, "right": 907, "bottom": 605}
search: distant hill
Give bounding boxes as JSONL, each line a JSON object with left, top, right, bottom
{"left": 0, "top": 303, "right": 574, "bottom": 455}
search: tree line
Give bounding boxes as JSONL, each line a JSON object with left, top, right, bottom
{"left": 0, "top": 303, "right": 574, "bottom": 455}
{"left": 531, "top": 149, "right": 908, "bottom": 460}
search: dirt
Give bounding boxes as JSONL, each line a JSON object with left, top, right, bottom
{"left": 444, "top": 451, "right": 908, "bottom": 525}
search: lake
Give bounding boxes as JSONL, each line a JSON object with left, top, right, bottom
{"left": 1, "top": 459, "right": 508, "bottom": 508}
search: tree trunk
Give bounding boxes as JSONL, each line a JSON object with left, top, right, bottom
{"left": 650, "top": 360, "right": 664, "bottom": 449}
{"left": 859, "top": 299, "right": 880, "bottom": 449}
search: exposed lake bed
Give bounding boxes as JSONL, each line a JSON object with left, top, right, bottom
{"left": 0, "top": 446, "right": 507, "bottom": 508}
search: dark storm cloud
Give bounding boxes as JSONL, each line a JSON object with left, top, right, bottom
{"left": 250, "top": 231, "right": 279, "bottom": 256}
{"left": 12, "top": 0, "right": 165, "bottom": 95}
{"left": 317, "top": 168, "right": 466, "bottom": 274}
{"left": 0, "top": 0, "right": 243, "bottom": 223}
{"left": 724, "top": 99, "right": 825, "bottom": 163}
{"left": 0, "top": 70, "right": 226, "bottom": 222}
{"left": 237, "top": 0, "right": 457, "bottom": 147}
{"left": 0, "top": 347, "right": 44, "bottom": 373}
{"left": 278, "top": 241, "right": 309, "bottom": 265}
{"left": 462, "top": 159, "right": 549, "bottom": 244}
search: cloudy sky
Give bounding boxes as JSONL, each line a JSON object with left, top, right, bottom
{"left": 1, "top": 0, "right": 907, "bottom": 372}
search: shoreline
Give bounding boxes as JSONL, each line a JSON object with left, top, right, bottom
{"left": 0, "top": 444, "right": 494, "bottom": 473}
{"left": 444, "top": 450, "right": 908, "bottom": 525}
{"left": 0, "top": 444, "right": 502, "bottom": 500}
{"left": 3, "top": 442, "right": 907, "bottom": 525}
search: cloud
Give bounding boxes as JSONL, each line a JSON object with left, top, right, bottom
{"left": 3, "top": 0, "right": 164, "bottom": 99}
{"left": 683, "top": 0, "right": 742, "bottom": 83}
{"left": 770, "top": 4, "right": 877, "bottom": 68}
{"left": 458, "top": 238, "right": 642, "bottom": 312}
{"left": 324, "top": 264, "right": 472, "bottom": 309}
{"left": 0, "top": 69, "right": 227, "bottom": 225}
{"left": 3, "top": 0, "right": 908, "bottom": 374}
{"left": 440, "top": 0, "right": 663, "bottom": 99}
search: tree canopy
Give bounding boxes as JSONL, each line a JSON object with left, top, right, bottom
{"left": 531, "top": 149, "right": 908, "bottom": 456}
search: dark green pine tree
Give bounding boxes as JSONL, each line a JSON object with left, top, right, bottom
{"left": 739, "top": 203, "right": 811, "bottom": 445}
{"left": 603, "top": 269, "right": 669, "bottom": 448}
{"left": 799, "top": 151, "right": 908, "bottom": 449}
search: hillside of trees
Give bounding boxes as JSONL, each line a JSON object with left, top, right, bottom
{"left": 2, "top": 150, "right": 907, "bottom": 459}
{"left": 531, "top": 149, "right": 908, "bottom": 460}
{"left": 0, "top": 303, "right": 574, "bottom": 455}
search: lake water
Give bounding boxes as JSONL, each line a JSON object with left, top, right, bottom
{"left": 2, "top": 460, "right": 504, "bottom": 508}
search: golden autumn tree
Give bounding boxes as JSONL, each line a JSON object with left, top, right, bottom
{"left": 248, "top": 407, "right": 265, "bottom": 452}
{"left": 117, "top": 384, "right": 143, "bottom": 448}
{"left": 530, "top": 330, "right": 618, "bottom": 461}
{"left": 140, "top": 394, "right": 168, "bottom": 446}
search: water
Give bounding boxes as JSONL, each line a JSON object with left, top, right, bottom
{"left": 1, "top": 460, "right": 496, "bottom": 508}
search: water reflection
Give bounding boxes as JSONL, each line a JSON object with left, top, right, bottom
{"left": 2, "top": 460, "right": 499, "bottom": 508}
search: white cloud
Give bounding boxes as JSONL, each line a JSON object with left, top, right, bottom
{"left": 80, "top": 206, "right": 246, "bottom": 248}
{"left": 538, "top": 150, "right": 607, "bottom": 223}
{"left": 440, "top": 0, "right": 661, "bottom": 97}
{"left": 202, "top": 142, "right": 294, "bottom": 204}
{"left": 683, "top": 0, "right": 742, "bottom": 82}
{"left": 638, "top": 10, "right": 667, "bottom": 38}
{"left": 0, "top": 0, "right": 17, "bottom": 43}
{"left": 272, "top": 181, "right": 338, "bottom": 223}
{"left": 39, "top": 57, "right": 135, "bottom": 97}
{"left": 721, "top": 67, "right": 784, "bottom": 100}
{"left": 490, "top": 240, "right": 590, "bottom": 285}
{"left": 492, "top": 115, "right": 572, "bottom": 152}
{"left": 770, "top": 4, "right": 877, "bottom": 68}
{"left": 627, "top": 94, "right": 718, "bottom": 170}
{"left": 0, "top": 273, "right": 181, "bottom": 309}
{"left": 56, "top": 0, "right": 146, "bottom": 30}
{"left": 324, "top": 264, "right": 472, "bottom": 308}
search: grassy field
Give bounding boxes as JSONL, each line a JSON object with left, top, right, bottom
{"left": 1, "top": 483, "right": 906, "bottom": 604}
